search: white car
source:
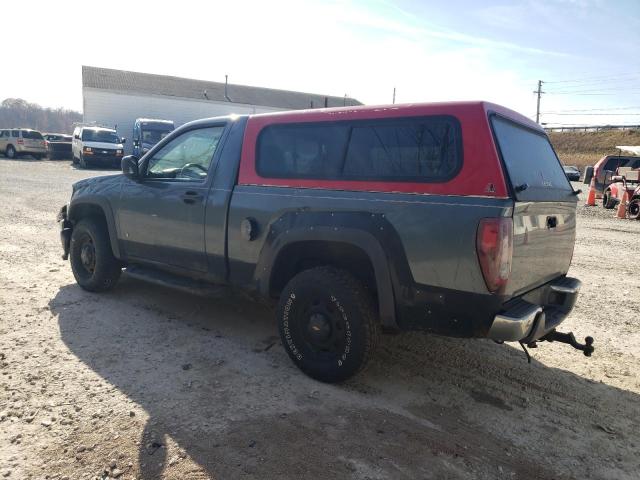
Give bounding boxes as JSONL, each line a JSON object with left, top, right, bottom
{"left": 71, "top": 126, "right": 125, "bottom": 168}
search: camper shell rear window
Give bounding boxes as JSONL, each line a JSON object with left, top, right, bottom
{"left": 491, "top": 115, "right": 572, "bottom": 201}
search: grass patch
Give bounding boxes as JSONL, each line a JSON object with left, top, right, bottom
{"left": 548, "top": 129, "right": 640, "bottom": 169}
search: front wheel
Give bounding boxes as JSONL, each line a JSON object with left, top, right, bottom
{"left": 69, "top": 218, "right": 121, "bottom": 292}
{"left": 277, "top": 266, "right": 379, "bottom": 383}
{"left": 628, "top": 198, "right": 640, "bottom": 220}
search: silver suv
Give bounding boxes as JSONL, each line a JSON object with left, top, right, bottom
{"left": 0, "top": 128, "right": 47, "bottom": 159}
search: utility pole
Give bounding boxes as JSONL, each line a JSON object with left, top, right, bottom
{"left": 534, "top": 80, "right": 544, "bottom": 124}
{"left": 392, "top": 87, "right": 396, "bottom": 104}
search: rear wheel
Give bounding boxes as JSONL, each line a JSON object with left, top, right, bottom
{"left": 628, "top": 198, "right": 640, "bottom": 220}
{"left": 6, "top": 145, "right": 16, "bottom": 159}
{"left": 69, "top": 218, "right": 121, "bottom": 292}
{"left": 603, "top": 190, "right": 616, "bottom": 209}
{"left": 277, "top": 266, "right": 379, "bottom": 383}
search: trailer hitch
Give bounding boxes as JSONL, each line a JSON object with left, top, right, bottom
{"left": 537, "top": 330, "right": 595, "bottom": 357}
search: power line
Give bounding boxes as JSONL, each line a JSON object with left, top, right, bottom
{"left": 549, "top": 92, "right": 640, "bottom": 96}
{"left": 542, "top": 77, "right": 640, "bottom": 89}
{"left": 543, "top": 71, "right": 640, "bottom": 84}
{"left": 542, "top": 106, "right": 640, "bottom": 112}
{"left": 546, "top": 86, "right": 640, "bottom": 94}
{"left": 542, "top": 112, "right": 640, "bottom": 116}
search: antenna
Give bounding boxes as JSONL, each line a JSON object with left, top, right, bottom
{"left": 392, "top": 87, "right": 396, "bottom": 104}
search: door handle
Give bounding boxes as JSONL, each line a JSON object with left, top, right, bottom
{"left": 180, "top": 191, "right": 203, "bottom": 204}
{"left": 546, "top": 216, "right": 558, "bottom": 229}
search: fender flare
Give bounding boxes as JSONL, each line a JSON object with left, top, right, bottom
{"left": 254, "top": 212, "right": 404, "bottom": 330}
{"left": 68, "top": 197, "right": 122, "bottom": 259}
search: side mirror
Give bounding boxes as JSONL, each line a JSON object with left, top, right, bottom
{"left": 121, "top": 137, "right": 127, "bottom": 145}
{"left": 74, "top": 134, "right": 80, "bottom": 139}
{"left": 583, "top": 166, "right": 594, "bottom": 185}
{"left": 133, "top": 140, "right": 139, "bottom": 147}
{"left": 121, "top": 155, "right": 139, "bottom": 180}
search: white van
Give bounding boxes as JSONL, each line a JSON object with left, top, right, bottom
{"left": 71, "top": 126, "right": 125, "bottom": 169}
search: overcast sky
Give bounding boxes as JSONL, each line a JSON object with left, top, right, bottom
{"left": 3, "top": 0, "right": 639, "bottom": 126}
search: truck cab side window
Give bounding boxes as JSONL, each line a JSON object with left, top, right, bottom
{"left": 146, "top": 126, "right": 224, "bottom": 181}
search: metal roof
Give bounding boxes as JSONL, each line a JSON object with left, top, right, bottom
{"left": 82, "top": 66, "right": 362, "bottom": 110}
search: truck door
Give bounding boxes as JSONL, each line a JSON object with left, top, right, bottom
{"left": 117, "top": 123, "right": 228, "bottom": 272}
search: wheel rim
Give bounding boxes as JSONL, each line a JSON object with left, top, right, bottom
{"left": 78, "top": 234, "right": 96, "bottom": 274}
{"left": 298, "top": 297, "right": 346, "bottom": 356}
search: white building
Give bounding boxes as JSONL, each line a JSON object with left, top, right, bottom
{"left": 82, "top": 65, "right": 361, "bottom": 154}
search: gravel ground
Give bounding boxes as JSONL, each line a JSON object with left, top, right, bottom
{"left": 1, "top": 158, "right": 639, "bottom": 480}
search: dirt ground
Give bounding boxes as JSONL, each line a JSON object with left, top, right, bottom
{"left": 0, "top": 158, "right": 639, "bottom": 480}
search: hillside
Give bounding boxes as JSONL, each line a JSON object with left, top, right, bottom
{"left": 548, "top": 129, "right": 640, "bottom": 169}
{"left": 0, "top": 98, "right": 81, "bottom": 134}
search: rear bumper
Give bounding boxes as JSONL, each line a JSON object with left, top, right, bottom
{"left": 487, "top": 277, "right": 581, "bottom": 342}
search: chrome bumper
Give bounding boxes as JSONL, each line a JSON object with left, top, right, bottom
{"left": 487, "top": 277, "right": 582, "bottom": 342}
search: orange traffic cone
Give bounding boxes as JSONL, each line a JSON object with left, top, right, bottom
{"left": 616, "top": 190, "right": 629, "bottom": 219}
{"left": 585, "top": 179, "right": 596, "bottom": 206}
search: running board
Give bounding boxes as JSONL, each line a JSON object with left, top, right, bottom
{"left": 124, "top": 265, "right": 229, "bottom": 298}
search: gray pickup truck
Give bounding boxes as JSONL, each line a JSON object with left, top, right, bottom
{"left": 58, "top": 101, "right": 593, "bottom": 382}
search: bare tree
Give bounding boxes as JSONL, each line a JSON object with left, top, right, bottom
{"left": 0, "top": 98, "right": 81, "bottom": 133}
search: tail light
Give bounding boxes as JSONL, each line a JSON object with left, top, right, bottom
{"left": 476, "top": 217, "right": 513, "bottom": 294}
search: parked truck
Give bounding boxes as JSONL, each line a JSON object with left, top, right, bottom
{"left": 132, "top": 118, "right": 174, "bottom": 157}
{"left": 58, "top": 101, "right": 593, "bottom": 382}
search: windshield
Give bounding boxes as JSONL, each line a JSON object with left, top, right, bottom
{"left": 82, "top": 129, "right": 120, "bottom": 143}
{"left": 22, "top": 130, "right": 44, "bottom": 140}
{"left": 141, "top": 129, "right": 171, "bottom": 145}
{"left": 491, "top": 115, "right": 572, "bottom": 201}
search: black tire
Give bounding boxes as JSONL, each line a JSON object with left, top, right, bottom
{"left": 33, "top": 154, "right": 42, "bottom": 160}
{"left": 629, "top": 198, "right": 640, "bottom": 220}
{"left": 79, "top": 153, "right": 88, "bottom": 168}
{"left": 6, "top": 145, "right": 16, "bottom": 159}
{"left": 69, "top": 218, "right": 121, "bottom": 292}
{"left": 72, "top": 154, "right": 79, "bottom": 165}
{"left": 602, "top": 191, "right": 616, "bottom": 209}
{"left": 277, "top": 266, "right": 379, "bottom": 383}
